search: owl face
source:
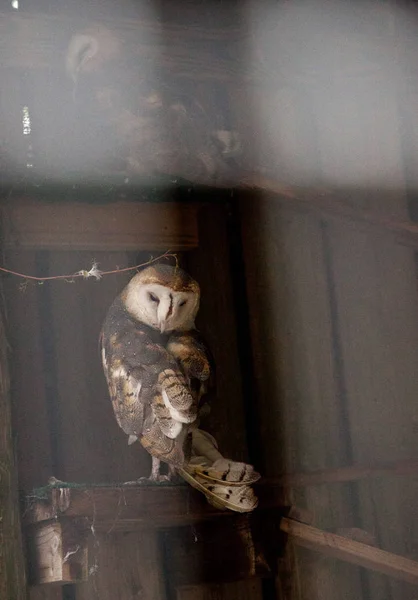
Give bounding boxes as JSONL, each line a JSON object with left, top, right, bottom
{"left": 123, "top": 265, "right": 200, "bottom": 333}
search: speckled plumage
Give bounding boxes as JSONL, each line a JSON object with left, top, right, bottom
{"left": 100, "top": 264, "right": 211, "bottom": 478}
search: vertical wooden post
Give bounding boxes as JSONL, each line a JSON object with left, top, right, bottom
{"left": 0, "top": 299, "right": 27, "bottom": 598}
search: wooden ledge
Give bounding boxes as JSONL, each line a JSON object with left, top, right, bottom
{"left": 24, "top": 482, "right": 418, "bottom": 588}
{"left": 23, "top": 481, "right": 285, "bottom": 586}
{"left": 24, "top": 481, "right": 284, "bottom": 531}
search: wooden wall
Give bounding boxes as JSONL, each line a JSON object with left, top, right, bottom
{"left": 4, "top": 200, "right": 263, "bottom": 600}
{"left": 235, "top": 4, "right": 418, "bottom": 600}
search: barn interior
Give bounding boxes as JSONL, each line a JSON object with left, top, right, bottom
{"left": 2, "top": 1, "right": 418, "bottom": 600}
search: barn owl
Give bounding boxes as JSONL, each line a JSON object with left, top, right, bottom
{"left": 100, "top": 264, "right": 207, "bottom": 480}
{"left": 101, "top": 263, "right": 260, "bottom": 511}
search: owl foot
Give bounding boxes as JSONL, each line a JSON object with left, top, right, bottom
{"left": 148, "top": 473, "right": 171, "bottom": 483}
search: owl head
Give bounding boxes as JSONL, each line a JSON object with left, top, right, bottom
{"left": 122, "top": 264, "right": 200, "bottom": 333}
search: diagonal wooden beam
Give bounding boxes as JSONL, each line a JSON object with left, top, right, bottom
{"left": 281, "top": 517, "right": 418, "bottom": 586}
{"left": 239, "top": 174, "right": 418, "bottom": 249}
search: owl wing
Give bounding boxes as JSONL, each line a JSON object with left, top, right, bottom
{"left": 167, "top": 330, "right": 216, "bottom": 419}
{"left": 101, "top": 333, "right": 147, "bottom": 437}
{"left": 100, "top": 301, "right": 196, "bottom": 463}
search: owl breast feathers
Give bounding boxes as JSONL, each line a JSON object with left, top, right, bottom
{"left": 100, "top": 264, "right": 213, "bottom": 474}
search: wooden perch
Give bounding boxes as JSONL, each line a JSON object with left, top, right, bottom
{"left": 280, "top": 517, "right": 418, "bottom": 586}
{"left": 24, "top": 483, "right": 418, "bottom": 587}
{"left": 25, "top": 482, "right": 283, "bottom": 532}
{"left": 24, "top": 482, "right": 284, "bottom": 586}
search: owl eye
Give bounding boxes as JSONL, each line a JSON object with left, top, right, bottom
{"left": 179, "top": 299, "right": 187, "bottom": 307}
{"left": 148, "top": 292, "right": 159, "bottom": 303}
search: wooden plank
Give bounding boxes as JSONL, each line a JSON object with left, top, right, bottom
{"left": 239, "top": 197, "right": 363, "bottom": 599}
{"left": 76, "top": 531, "right": 166, "bottom": 600}
{"left": 281, "top": 518, "right": 418, "bottom": 586}
{"left": 0, "top": 282, "right": 27, "bottom": 598}
{"left": 25, "top": 483, "right": 283, "bottom": 531}
{"left": 46, "top": 251, "right": 152, "bottom": 483}
{"left": 76, "top": 250, "right": 156, "bottom": 483}
{"left": 4, "top": 252, "right": 55, "bottom": 491}
{"left": 163, "top": 517, "right": 259, "bottom": 587}
{"left": 176, "top": 580, "right": 263, "bottom": 600}
{"left": 185, "top": 203, "right": 248, "bottom": 460}
{"left": 239, "top": 176, "right": 418, "bottom": 250}
{"left": 2, "top": 200, "right": 198, "bottom": 251}
{"left": 30, "top": 586, "right": 62, "bottom": 600}
{"left": 315, "top": 60, "right": 418, "bottom": 599}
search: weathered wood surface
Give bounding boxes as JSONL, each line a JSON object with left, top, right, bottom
{"left": 176, "top": 580, "right": 263, "bottom": 600}
{"left": 186, "top": 203, "right": 249, "bottom": 461}
{"left": 2, "top": 200, "right": 198, "bottom": 251}
{"left": 76, "top": 530, "right": 166, "bottom": 600}
{"left": 281, "top": 518, "right": 418, "bottom": 586}
{"left": 0, "top": 287, "right": 27, "bottom": 598}
{"left": 25, "top": 483, "right": 283, "bottom": 531}
{"left": 4, "top": 252, "right": 55, "bottom": 491}
{"left": 163, "top": 517, "right": 259, "bottom": 588}
{"left": 29, "top": 586, "right": 62, "bottom": 600}
{"left": 240, "top": 197, "right": 364, "bottom": 599}
{"left": 47, "top": 250, "right": 152, "bottom": 483}
{"left": 26, "top": 519, "right": 88, "bottom": 585}
{"left": 314, "top": 22, "right": 418, "bottom": 592}
{"left": 240, "top": 177, "right": 418, "bottom": 250}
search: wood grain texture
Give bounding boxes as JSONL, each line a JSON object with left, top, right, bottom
{"left": 4, "top": 252, "right": 54, "bottom": 491}
{"left": 281, "top": 518, "right": 418, "bottom": 586}
{"left": 186, "top": 203, "right": 249, "bottom": 461}
{"left": 46, "top": 251, "right": 153, "bottom": 483}
{"left": 240, "top": 197, "right": 363, "bottom": 599}
{"left": 326, "top": 203, "right": 418, "bottom": 600}
{"left": 163, "top": 517, "right": 258, "bottom": 587}
{"left": 76, "top": 531, "right": 166, "bottom": 600}
{"left": 25, "top": 483, "right": 283, "bottom": 531}
{"left": 26, "top": 519, "right": 88, "bottom": 585}
{"left": 312, "top": 22, "right": 418, "bottom": 592}
{"left": 3, "top": 200, "right": 198, "bottom": 251}
{"left": 0, "top": 283, "right": 27, "bottom": 599}
{"left": 29, "top": 586, "right": 62, "bottom": 600}
{"left": 176, "top": 579, "right": 263, "bottom": 600}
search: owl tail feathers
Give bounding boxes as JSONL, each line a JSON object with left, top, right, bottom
{"left": 178, "top": 466, "right": 258, "bottom": 513}
{"left": 177, "top": 428, "right": 260, "bottom": 513}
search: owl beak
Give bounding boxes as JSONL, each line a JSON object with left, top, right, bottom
{"left": 159, "top": 321, "right": 166, "bottom": 334}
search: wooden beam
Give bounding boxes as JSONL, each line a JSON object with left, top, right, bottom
{"left": 2, "top": 199, "right": 198, "bottom": 251}
{"left": 240, "top": 175, "right": 418, "bottom": 249}
{"left": 280, "top": 517, "right": 418, "bottom": 586}
{"left": 25, "top": 482, "right": 283, "bottom": 532}
{"left": 0, "top": 284, "right": 27, "bottom": 596}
